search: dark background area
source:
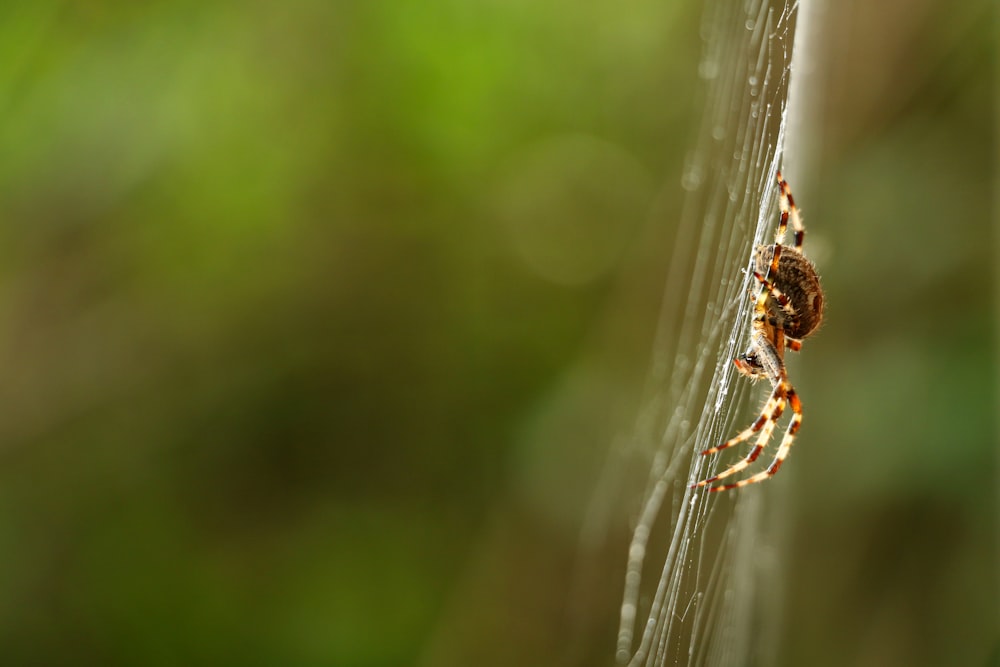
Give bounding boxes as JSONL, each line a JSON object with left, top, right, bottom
{"left": 0, "top": 2, "right": 993, "bottom": 666}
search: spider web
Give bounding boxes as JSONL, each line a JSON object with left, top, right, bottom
{"left": 589, "top": 1, "right": 811, "bottom": 665}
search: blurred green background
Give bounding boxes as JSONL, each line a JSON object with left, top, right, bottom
{"left": 0, "top": 1, "right": 993, "bottom": 666}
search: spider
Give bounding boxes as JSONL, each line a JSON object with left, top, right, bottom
{"left": 692, "top": 171, "right": 824, "bottom": 492}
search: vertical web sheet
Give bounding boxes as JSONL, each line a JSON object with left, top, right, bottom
{"left": 610, "top": 1, "right": 799, "bottom": 665}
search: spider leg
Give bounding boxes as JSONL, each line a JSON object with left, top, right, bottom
{"left": 692, "top": 391, "right": 786, "bottom": 488}
{"left": 776, "top": 171, "right": 805, "bottom": 251}
{"left": 786, "top": 338, "right": 803, "bottom": 352}
{"left": 691, "top": 328, "right": 795, "bottom": 491}
{"left": 752, "top": 270, "right": 796, "bottom": 320}
{"left": 697, "top": 384, "right": 783, "bottom": 457}
{"left": 767, "top": 243, "right": 783, "bottom": 276}
{"left": 707, "top": 384, "right": 802, "bottom": 492}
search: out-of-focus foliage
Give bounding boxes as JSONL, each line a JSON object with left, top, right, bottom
{"left": 782, "top": 2, "right": 996, "bottom": 665}
{"left": 0, "top": 1, "right": 993, "bottom": 666}
{"left": 0, "top": 2, "right": 694, "bottom": 666}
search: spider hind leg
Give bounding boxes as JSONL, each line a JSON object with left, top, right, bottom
{"left": 776, "top": 171, "right": 805, "bottom": 251}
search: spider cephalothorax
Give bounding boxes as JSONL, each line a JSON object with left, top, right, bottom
{"left": 693, "top": 171, "right": 824, "bottom": 492}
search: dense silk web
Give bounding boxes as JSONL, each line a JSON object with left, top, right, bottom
{"left": 606, "top": 1, "right": 804, "bottom": 665}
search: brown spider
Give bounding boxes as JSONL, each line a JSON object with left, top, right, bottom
{"left": 692, "top": 171, "right": 824, "bottom": 492}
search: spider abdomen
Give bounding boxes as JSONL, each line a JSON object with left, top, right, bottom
{"left": 755, "top": 244, "right": 824, "bottom": 340}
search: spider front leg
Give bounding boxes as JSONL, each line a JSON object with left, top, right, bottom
{"left": 697, "top": 383, "right": 784, "bottom": 458}
{"left": 691, "top": 329, "right": 798, "bottom": 492}
{"left": 707, "top": 383, "right": 802, "bottom": 491}
{"left": 691, "top": 385, "right": 787, "bottom": 489}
